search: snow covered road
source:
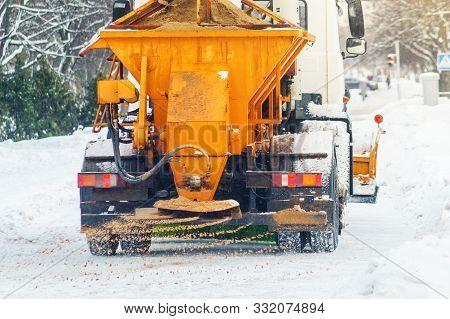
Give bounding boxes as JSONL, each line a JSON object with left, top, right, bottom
{"left": 1, "top": 84, "right": 449, "bottom": 299}
{"left": 0, "top": 204, "right": 417, "bottom": 299}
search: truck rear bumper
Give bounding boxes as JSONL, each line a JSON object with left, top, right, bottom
{"left": 228, "top": 198, "right": 333, "bottom": 232}
{"left": 82, "top": 200, "right": 332, "bottom": 232}
{"left": 82, "top": 209, "right": 330, "bottom": 233}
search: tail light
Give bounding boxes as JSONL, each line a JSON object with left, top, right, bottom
{"left": 78, "top": 173, "right": 125, "bottom": 188}
{"left": 272, "top": 173, "right": 322, "bottom": 188}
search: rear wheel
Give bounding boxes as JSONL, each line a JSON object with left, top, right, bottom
{"left": 310, "top": 154, "right": 340, "bottom": 253}
{"left": 309, "top": 229, "right": 338, "bottom": 253}
{"left": 276, "top": 231, "right": 308, "bottom": 252}
{"left": 88, "top": 234, "right": 119, "bottom": 256}
{"left": 120, "top": 231, "right": 152, "bottom": 255}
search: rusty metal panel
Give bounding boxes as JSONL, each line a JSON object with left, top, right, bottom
{"left": 167, "top": 70, "right": 229, "bottom": 123}
{"left": 166, "top": 70, "right": 230, "bottom": 201}
{"left": 272, "top": 207, "right": 327, "bottom": 227}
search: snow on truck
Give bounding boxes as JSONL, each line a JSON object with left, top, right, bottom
{"left": 78, "top": 0, "right": 383, "bottom": 255}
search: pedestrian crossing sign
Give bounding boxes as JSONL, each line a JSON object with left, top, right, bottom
{"left": 437, "top": 53, "right": 450, "bottom": 72}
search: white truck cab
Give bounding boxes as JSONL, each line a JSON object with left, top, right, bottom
{"left": 238, "top": 0, "right": 367, "bottom": 108}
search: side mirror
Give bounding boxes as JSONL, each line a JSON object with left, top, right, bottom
{"left": 346, "top": 38, "right": 367, "bottom": 55}
{"left": 346, "top": 0, "right": 365, "bottom": 38}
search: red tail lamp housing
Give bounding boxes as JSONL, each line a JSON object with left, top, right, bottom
{"left": 78, "top": 173, "right": 125, "bottom": 188}
{"left": 272, "top": 173, "right": 322, "bottom": 188}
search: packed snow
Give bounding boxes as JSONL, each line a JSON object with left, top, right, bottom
{"left": 0, "top": 81, "right": 449, "bottom": 299}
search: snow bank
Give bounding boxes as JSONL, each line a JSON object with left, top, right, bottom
{"left": 0, "top": 129, "right": 98, "bottom": 239}
{"left": 371, "top": 97, "right": 450, "bottom": 232}
{"left": 362, "top": 235, "right": 450, "bottom": 298}
{"left": 357, "top": 96, "right": 450, "bottom": 298}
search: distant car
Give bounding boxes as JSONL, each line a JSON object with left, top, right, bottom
{"left": 366, "top": 80, "right": 379, "bottom": 91}
{"left": 345, "top": 77, "right": 361, "bottom": 90}
{"left": 345, "top": 77, "right": 378, "bottom": 92}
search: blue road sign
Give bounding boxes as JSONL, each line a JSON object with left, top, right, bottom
{"left": 437, "top": 52, "right": 450, "bottom": 72}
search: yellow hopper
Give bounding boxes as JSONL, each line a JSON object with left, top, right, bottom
{"left": 81, "top": 0, "right": 315, "bottom": 204}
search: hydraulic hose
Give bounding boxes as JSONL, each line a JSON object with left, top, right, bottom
{"left": 107, "top": 114, "right": 211, "bottom": 185}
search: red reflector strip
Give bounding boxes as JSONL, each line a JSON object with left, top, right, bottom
{"left": 288, "top": 173, "right": 295, "bottom": 187}
{"left": 78, "top": 173, "right": 123, "bottom": 188}
{"left": 77, "top": 174, "right": 96, "bottom": 188}
{"left": 272, "top": 173, "right": 322, "bottom": 188}
{"left": 103, "top": 174, "right": 112, "bottom": 188}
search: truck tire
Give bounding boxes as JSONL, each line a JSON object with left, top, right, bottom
{"left": 120, "top": 240, "right": 151, "bottom": 255}
{"left": 310, "top": 229, "right": 338, "bottom": 253}
{"left": 310, "top": 151, "right": 340, "bottom": 253}
{"left": 88, "top": 234, "right": 119, "bottom": 256}
{"left": 120, "top": 230, "right": 152, "bottom": 255}
{"left": 276, "top": 231, "right": 308, "bottom": 252}
{"left": 309, "top": 201, "right": 339, "bottom": 253}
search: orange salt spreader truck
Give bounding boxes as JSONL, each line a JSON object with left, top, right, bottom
{"left": 77, "top": 0, "right": 383, "bottom": 255}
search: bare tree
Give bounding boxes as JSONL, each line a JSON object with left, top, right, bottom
{"left": 369, "top": 0, "right": 449, "bottom": 71}
{"left": 1, "top": 0, "right": 112, "bottom": 85}
{"left": 1, "top": 0, "right": 23, "bottom": 68}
